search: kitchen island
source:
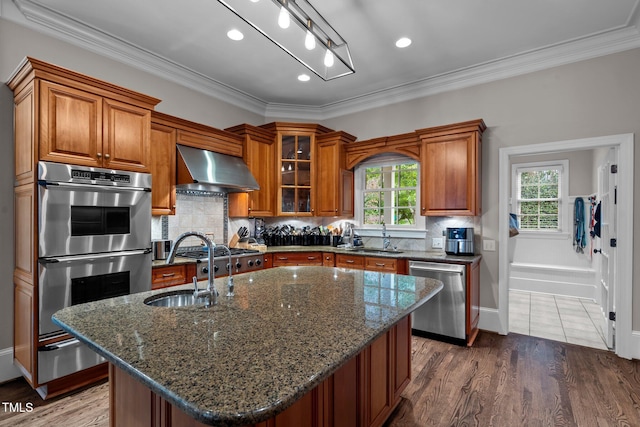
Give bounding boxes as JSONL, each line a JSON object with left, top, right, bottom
{"left": 53, "top": 266, "right": 442, "bottom": 427}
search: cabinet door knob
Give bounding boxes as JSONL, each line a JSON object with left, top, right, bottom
{"left": 104, "top": 153, "right": 111, "bottom": 159}
{"left": 97, "top": 152, "right": 102, "bottom": 158}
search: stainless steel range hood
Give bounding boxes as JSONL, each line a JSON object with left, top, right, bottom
{"left": 176, "top": 144, "right": 259, "bottom": 192}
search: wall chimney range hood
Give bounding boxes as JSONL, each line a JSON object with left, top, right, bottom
{"left": 176, "top": 144, "right": 259, "bottom": 193}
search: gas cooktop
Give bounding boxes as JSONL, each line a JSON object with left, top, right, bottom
{"left": 180, "top": 247, "right": 260, "bottom": 260}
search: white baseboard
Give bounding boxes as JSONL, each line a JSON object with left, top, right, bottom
{"left": 630, "top": 331, "right": 640, "bottom": 360}
{"left": 0, "top": 347, "right": 20, "bottom": 383}
{"left": 478, "top": 307, "right": 504, "bottom": 335}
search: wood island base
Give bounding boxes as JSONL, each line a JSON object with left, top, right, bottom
{"left": 109, "top": 316, "right": 411, "bottom": 427}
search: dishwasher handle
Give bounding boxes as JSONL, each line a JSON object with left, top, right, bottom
{"left": 409, "top": 262, "right": 465, "bottom": 275}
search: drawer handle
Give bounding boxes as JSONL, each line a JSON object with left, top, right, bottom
{"left": 375, "top": 263, "right": 386, "bottom": 267}
{"left": 278, "top": 257, "right": 288, "bottom": 261}
{"left": 162, "top": 273, "right": 176, "bottom": 277}
{"left": 307, "top": 256, "right": 317, "bottom": 260}
{"left": 346, "top": 260, "right": 355, "bottom": 264}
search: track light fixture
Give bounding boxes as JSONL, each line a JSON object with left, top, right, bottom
{"left": 216, "top": 0, "right": 355, "bottom": 80}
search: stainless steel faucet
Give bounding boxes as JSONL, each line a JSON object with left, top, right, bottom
{"left": 216, "top": 244, "right": 235, "bottom": 297}
{"left": 382, "top": 221, "right": 391, "bottom": 250}
{"left": 166, "top": 231, "right": 218, "bottom": 305}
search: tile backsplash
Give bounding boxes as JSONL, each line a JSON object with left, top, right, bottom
{"left": 152, "top": 192, "right": 227, "bottom": 247}
{"left": 153, "top": 194, "right": 481, "bottom": 253}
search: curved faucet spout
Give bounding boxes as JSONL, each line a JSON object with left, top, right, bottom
{"left": 166, "top": 231, "right": 218, "bottom": 304}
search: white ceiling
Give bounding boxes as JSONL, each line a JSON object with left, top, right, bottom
{"left": 8, "top": 0, "right": 640, "bottom": 119}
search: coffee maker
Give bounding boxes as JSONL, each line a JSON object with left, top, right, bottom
{"left": 445, "top": 227, "right": 475, "bottom": 255}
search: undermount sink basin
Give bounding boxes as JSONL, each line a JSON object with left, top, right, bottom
{"left": 144, "top": 290, "right": 214, "bottom": 308}
{"left": 353, "top": 248, "right": 403, "bottom": 254}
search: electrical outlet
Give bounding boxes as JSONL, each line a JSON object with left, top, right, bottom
{"left": 483, "top": 239, "right": 496, "bottom": 251}
{"left": 432, "top": 237, "right": 444, "bottom": 249}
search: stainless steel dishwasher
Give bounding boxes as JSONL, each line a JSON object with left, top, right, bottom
{"left": 409, "top": 260, "right": 466, "bottom": 344}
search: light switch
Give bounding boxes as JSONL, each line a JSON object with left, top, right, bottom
{"left": 432, "top": 237, "right": 444, "bottom": 249}
{"left": 483, "top": 239, "right": 496, "bottom": 251}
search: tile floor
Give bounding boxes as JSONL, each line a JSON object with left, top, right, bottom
{"left": 509, "top": 290, "right": 609, "bottom": 350}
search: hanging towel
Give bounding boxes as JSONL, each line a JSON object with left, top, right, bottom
{"left": 590, "top": 201, "right": 601, "bottom": 238}
{"left": 574, "top": 197, "right": 586, "bottom": 253}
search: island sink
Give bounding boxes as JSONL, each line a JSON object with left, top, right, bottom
{"left": 144, "top": 290, "right": 214, "bottom": 308}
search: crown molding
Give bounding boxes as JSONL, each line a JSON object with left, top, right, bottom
{"left": 7, "top": 0, "right": 640, "bottom": 122}
{"left": 307, "top": 24, "right": 640, "bottom": 120}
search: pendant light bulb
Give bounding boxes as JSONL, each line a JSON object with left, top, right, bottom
{"left": 305, "top": 30, "right": 316, "bottom": 50}
{"left": 324, "top": 47, "right": 334, "bottom": 67}
{"left": 278, "top": 5, "right": 290, "bottom": 29}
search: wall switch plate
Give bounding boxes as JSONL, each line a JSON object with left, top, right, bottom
{"left": 432, "top": 237, "right": 444, "bottom": 249}
{"left": 483, "top": 239, "right": 496, "bottom": 251}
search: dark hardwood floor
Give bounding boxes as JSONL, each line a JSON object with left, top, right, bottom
{"left": 1, "top": 332, "right": 639, "bottom": 426}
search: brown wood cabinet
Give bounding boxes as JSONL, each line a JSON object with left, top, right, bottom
{"left": 417, "top": 120, "right": 485, "bottom": 216}
{"left": 150, "top": 121, "right": 177, "bottom": 215}
{"left": 335, "top": 253, "right": 366, "bottom": 270}
{"left": 316, "top": 131, "right": 357, "bottom": 217}
{"left": 466, "top": 259, "right": 481, "bottom": 345}
{"left": 272, "top": 252, "right": 323, "bottom": 267}
{"left": 322, "top": 252, "right": 335, "bottom": 267}
{"left": 364, "top": 256, "right": 398, "bottom": 273}
{"left": 151, "top": 264, "right": 197, "bottom": 289}
{"left": 227, "top": 124, "right": 277, "bottom": 217}
{"left": 7, "top": 57, "right": 159, "bottom": 397}
{"left": 109, "top": 315, "right": 412, "bottom": 427}
{"left": 38, "top": 76, "right": 156, "bottom": 172}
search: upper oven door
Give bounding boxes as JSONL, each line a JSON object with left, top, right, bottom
{"left": 38, "top": 181, "right": 151, "bottom": 257}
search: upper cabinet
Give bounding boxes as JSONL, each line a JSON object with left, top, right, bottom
{"left": 9, "top": 57, "right": 160, "bottom": 174}
{"left": 226, "top": 124, "right": 277, "bottom": 217}
{"left": 316, "top": 131, "right": 357, "bottom": 217}
{"left": 417, "top": 120, "right": 485, "bottom": 216}
{"left": 149, "top": 118, "right": 177, "bottom": 215}
{"left": 228, "top": 122, "right": 356, "bottom": 218}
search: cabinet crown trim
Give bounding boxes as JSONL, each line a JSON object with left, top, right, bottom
{"left": 8, "top": 57, "right": 161, "bottom": 109}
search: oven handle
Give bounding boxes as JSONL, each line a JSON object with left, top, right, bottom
{"left": 38, "top": 337, "right": 80, "bottom": 351}
{"left": 38, "top": 180, "right": 151, "bottom": 192}
{"left": 39, "top": 248, "right": 152, "bottom": 264}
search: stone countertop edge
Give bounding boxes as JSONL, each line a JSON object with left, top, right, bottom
{"left": 151, "top": 248, "right": 481, "bottom": 267}
{"left": 53, "top": 267, "right": 442, "bottom": 426}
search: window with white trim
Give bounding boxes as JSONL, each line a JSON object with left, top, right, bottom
{"left": 355, "top": 154, "right": 423, "bottom": 231}
{"left": 512, "top": 161, "right": 567, "bottom": 232}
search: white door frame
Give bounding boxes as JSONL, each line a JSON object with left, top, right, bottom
{"left": 498, "top": 134, "right": 634, "bottom": 359}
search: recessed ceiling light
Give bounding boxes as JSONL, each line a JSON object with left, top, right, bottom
{"left": 395, "top": 37, "right": 412, "bottom": 48}
{"left": 298, "top": 74, "right": 311, "bottom": 82}
{"left": 227, "top": 29, "right": 244, "bottom": 41}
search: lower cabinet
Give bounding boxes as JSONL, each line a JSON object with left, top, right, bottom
{"left": 272, "top": 252, "right": 323, "bottom": 267}
{"left": 151, "top": 264, "right": 197, "bottom": 289}
{"left": 109, "top": 315, "right": 412, "bottom": 427}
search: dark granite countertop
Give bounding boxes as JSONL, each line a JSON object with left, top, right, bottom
{"left": 53, "top": 266, "right": 443, "bottom": 426}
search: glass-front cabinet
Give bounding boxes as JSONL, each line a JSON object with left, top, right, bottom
{"left": 278, "top": 132, "right": 315, "bottom": 215}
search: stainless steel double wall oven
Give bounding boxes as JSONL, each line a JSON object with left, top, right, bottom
{"left": 37, "top": 162, "right": 152, "bottom": 383}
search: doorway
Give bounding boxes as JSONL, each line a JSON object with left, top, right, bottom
{"left": 498, "top": 134, "right": 634, "bottom": 359}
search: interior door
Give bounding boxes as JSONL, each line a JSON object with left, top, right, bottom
{"left": 597, "top": 147, "right": 617, "bottom": 349}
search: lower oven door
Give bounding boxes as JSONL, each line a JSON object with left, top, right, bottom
{"left": 39, "top": 249, "right": 152, "bottom": 338}
{"left": 38, "top": 338, "right": 105, "bottom": 384}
